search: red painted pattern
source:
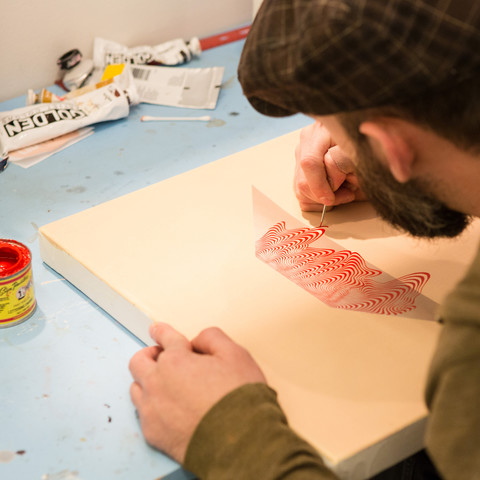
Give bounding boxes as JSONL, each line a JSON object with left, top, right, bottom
{"left": 256, "top": 222, "right": 430, "bottom": 316}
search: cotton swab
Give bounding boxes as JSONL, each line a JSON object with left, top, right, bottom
{"left": 141, "top": 115, "right": 212, "bottom": 122}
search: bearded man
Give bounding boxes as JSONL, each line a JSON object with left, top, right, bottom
{"left": 129, "top": 1, "right": 480, "bottom": 478}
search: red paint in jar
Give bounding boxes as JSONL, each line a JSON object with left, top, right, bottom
{"left": 0, "top": 239, "right": 37, "bottom": 327}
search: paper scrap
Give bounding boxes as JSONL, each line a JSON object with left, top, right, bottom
{"left": 9, "top": 127, "right": 94, "bottom": 168}
{"left": 131, "top": 65, "right": 224, "bottom": 109}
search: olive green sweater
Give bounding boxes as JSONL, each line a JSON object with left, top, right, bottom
{"left": 184, "top": 245, "right": 480, "bottom": 480}
{"left": 425, "top": 244, "right": 480, "bottom": 479}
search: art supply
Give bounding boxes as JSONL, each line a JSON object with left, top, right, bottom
{"left": 101, "top": 64, "right": 125, "bottom": 81}
{"left": 94, "top": 37, "right": 201, "bottom": 68}
{"left": 0, "top": 239, "right": 36, "bottom": 328}
{"left": 57, "top": 49, "right": 83, "bottom": 71}
{"left": 26, "top": 79, "right": 115, "bottom": 106}
{"left": 319, "top": 204, "right": 327, "bottom": 227}
{"left": 0, "top": 81, "right": 137, "bottom": 159}
{"left": 141, "top": 115, "right": 211, "bottom": 122}
{"left": 63, "top": 78, "right": 114, "bottom": 100}
{"left": 62, "top": 59, "right": 94, "bottom": 91}
{"left": 199, "top": 25, "right": 250, "bottom": 50}
{"left": 131, "top": 65, "right": 224, "bottom": 109}
{"left": 26, "top": 88, "right": 64, "bottom": 106}
{"left": 9, "top": 127, "right": 94, "bottom": 169}
{"left": 93, "top": 26, "right": 250, "bottom": 70}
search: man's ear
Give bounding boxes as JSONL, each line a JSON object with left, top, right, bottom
{"left": 359, "top": 120, "right": 414, "bottom": 183}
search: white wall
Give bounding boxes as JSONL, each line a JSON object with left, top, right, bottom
{"left": 1, "top": 0, "right": 252, "bottom": 103}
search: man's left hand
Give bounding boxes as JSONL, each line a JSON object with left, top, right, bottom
{"left": 129, "top": 322, "right": 267, "bottom": 463}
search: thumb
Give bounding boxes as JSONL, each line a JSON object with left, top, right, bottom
{"left": 328, "top": 145, "right": 355, "bottom": 173}
{"left": 149, "top": 322, "right": 191, "bottom": 351}
{"left": 191, "top": 327, "right": 237, "bottom": 356}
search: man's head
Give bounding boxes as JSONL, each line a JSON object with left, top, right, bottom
{"left": 336, "top": 110, "right": 473, "bottom": 238}
{"left": 238, "top": 0, "right": 480, "bottom": 238}
{"left": 239, "top": 0, "right": 480, "bottom": 118}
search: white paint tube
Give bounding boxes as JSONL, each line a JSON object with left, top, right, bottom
{"left": 93, "top": 37, "right": 201, "bottom": 69}
{"left": 0, "top": 82, "right": 136, "bottom": 160}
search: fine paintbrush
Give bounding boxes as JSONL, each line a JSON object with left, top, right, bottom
{"left": 319, "top": 204, "right": 327, "bottom": 227}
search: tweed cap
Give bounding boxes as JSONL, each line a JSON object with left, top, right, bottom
{"left": 238, "top": 0, "right": 480, "bottom": 116}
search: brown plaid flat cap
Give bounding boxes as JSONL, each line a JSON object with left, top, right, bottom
{"left": 238, "top": 0, "right": 480, "bottom": 116}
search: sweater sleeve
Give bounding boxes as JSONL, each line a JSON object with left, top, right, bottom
{"left": 183, "top": 383, "right": 339, "bottom": 480}
{"left": 425, "top": 244, "right": 480, "bottom": 479}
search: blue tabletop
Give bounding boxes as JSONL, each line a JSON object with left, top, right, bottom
{"left": 0, "top": 39, "right": 310, "bottom": 480}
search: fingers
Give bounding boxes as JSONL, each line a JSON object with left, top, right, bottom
{"left": 295, "top": 122, "right": 361, "bottom": 211}
{"left": 192, "top": 327, "right": 267, "bottom": 385}
{"left": 129, "top": 345, "right": 162, "bottom": 383}
{"left": 130, "top": 381, "right": 143, "bottom": 408}
{"left": 149, "top": 322, "right": 192, "bottom": 351}
{"left": 331, "top": 185, "right": 357, "bottom": 205}
{"left": 296, "top": 122, "right": 336, "bottom": 206}
{"left": 323, "top": 149, "right": 356, "bottom": 205}
{"left": 324, "top": 146, "right": 355, "bottom": 190}
{"left": 191, "top": 326, "right": 236, "bottom": 355}
{"left": 298, "top": 120, "right": 333, "bottom": 153}
{"left": 130, "top": 323, "right": 192, "bottom": 388}
{"left": 299, "top": 155, "right": 336, "bottom": 205}
{"left": 326, "top": 145, "right": 355, "bottom": 174}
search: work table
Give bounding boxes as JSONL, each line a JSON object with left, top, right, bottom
{"left": 0, "top": 39, "right": 309, "bottom": 480}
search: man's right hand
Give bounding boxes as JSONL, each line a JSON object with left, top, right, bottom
{"left": 294, "top": 121, "right": 366, "bottom": 211}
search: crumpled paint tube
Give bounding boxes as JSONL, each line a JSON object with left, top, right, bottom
{"left": 0, "top": 80, "right": 138, "bottom": 160}
{"left": 93, "top": 36, "right": 201, "bottom": 68}
{"left": 27, "top": 79, "right": 117, "bottom": 107}
{"left": 26, "top": 88, "right": 63, "bottom": 105}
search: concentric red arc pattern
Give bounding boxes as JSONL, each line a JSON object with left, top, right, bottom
{"left": 256, "top": 222, "right": 431, "bottom": 316}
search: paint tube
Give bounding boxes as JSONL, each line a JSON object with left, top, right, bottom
{"left": 63, "top": 58, "right": 94, "bottom": 91}
{"left": 26, "top": 88, "right": 64, "bottom": 105}
{"left": 27, "top": 79, "right": 115, "bottom": 106}
{"left": 63, "top": 78, "right": 114, "bottom": 100}
{"left": 93, "top": 36, "right": 201, "bottom": 69}
{"left": 0, "top": 80, "right": 137, "bottom": 160}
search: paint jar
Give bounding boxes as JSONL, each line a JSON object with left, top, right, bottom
{"left": 0, "top": 239, "right": 37, "bottom": 328}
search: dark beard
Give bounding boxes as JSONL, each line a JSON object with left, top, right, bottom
{"left": 354, "top": 144, "right": 471, "bottom": 238}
